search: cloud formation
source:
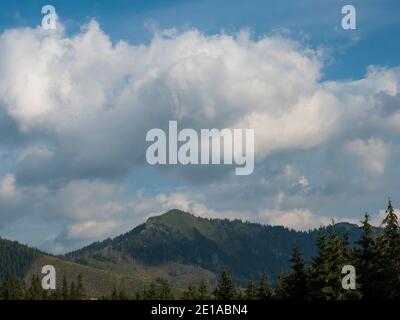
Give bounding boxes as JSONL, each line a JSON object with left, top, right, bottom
{"left": 0, "top": 21, "right": 400, "bottom": 252}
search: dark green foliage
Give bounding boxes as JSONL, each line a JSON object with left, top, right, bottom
{"left": 159, "top": 279, "right": 173, "bottom": 299}
{"left": 61, "top": 275, "right": 69, "bottom": 300}
{"left": 0, "top": 273, "right": 87, "bottom": 300}
{"left": 182, "top": 284, "right": 198, "bottom": 300}
{"left": 309, "top": 224, "right": 359, "bottom": 300}
{"left": 197, "top": 281, "right": 210, "bottom": 299}
{"left": 244, "top": 278, "right": 258, "bottom": 300}
{"left": 182, "top": 280, "right": 211, "bottom": 300}
{"left": 275, "top": 247, "right": 310, "bottom": 299}
{"left": 3, "top": 199, "right": 400, "bottom": 300}
{"left": 213, "top": 267, "right": 237, "bottom": 300}
{"left": 355, "top": 214, "right": 379, "bottom": 299}
{"left": 257, "top": 272, "right": 273, "bottom": 300}
{"left": 26, "top": 275, "right": 46, "bottom": 300}
{"left": 0, "top": 238, "right": 41, "bottom": 282}
{"left": 0, "top": 274, "right": 26, "bottom": 300}
{"left": 183, "top": 280, "right": 210, "bottom": 300}
{"left": 76, "top": 274, "right": 86, "bottom": 299}
{"left": 274, "top": 274, "right": 288, "bottom": 300}
{"left": 135, "top": 281, "right": 174, "bottom": 300}
{"left": 109, "top": 286, "right": 129, "bottom": 300}
{"left": 374, "top": 199, "right": 400, "bottom": 299}
{"left": 67, "top": 210, "right": 329, "bottom": 283}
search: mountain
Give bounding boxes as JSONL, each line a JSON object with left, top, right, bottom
{"left": 1, "top": 209, "right": 369, "bottom": 297}
{"left": 0, "top": 237, "right": 148, "bottom": 297}
{"left": 66, "top": 209, "right": 365, "bottom": 285}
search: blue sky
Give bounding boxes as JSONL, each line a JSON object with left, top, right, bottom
{"left": 0, "top": 0, "right": 400, "bottom": 252}
{"left": 0, "top": 0, "right": 399, "bottom": 80}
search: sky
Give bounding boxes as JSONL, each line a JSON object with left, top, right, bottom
{"left": 0, "top": 0, "right": 400, "bottom": 253}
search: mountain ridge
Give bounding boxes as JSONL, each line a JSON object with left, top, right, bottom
{"left": 65, "top": 209, "right": 366, "bottom": 284}
{"left": 1, "top": 209, "right": 371, "bottom": 296}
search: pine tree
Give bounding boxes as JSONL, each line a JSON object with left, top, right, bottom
{"left": 355, "top": 213, "right": 379, "bottom": 299}
{"left": 143, "top": 282, "right": 158, "bottom": 300}
{"left": 182, "top": 284, "right": 198, "bottom": 300}
{"left": 50, "top": 282, "right": 63, "bottom": 300}
{"left": 27, "top": 274, "right": 46, "bottom": 300}
{"left": 159, "top": 279, "right": 173, "bottom": 299}
{"left": 282, "top": 247, "right": 310, "bottom": 300}
{"left": 61, "top": 275, "right": 69, "bottom": 300}
{"left": 257, "top": 272, "right": 273, "bottom": 300}
{"left": 69, "top": 281, "right": 77, "bottom": 300}
{"left": 76, "top": 274, "right": 86, "bottom": 300}
{"left": 197, "top": 281, "right": 209, "bottom": 300}
{"left": 274, "top": 273, "right": 289, "bottom": 300}
{"left": 310, "top": 225, "right": 359, "bottom": 300}
{"left": 111, "top": 286, "right": 119, "bottom": 300}
{"left": 0, "top": 274, "right": 25, "bottom": 300}
{"left": 309, "top": 228, "right": 340, "bottom": 300}
{"left": 117, "top": 287, "right": 129, "bottom": 300}
{"left": 213, "top": 267, "right": 237, "bottom": 300}
{"left": 375, "top": 198, "right": 400, "bottom": 299}
{"left": 244, "top": 278, "right": 258, "bottom": 300}
{"left": 309, "top": 231, "right": 328, "bottom": 299}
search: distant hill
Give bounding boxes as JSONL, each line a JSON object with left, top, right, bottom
{"left": 1, "top": 209, "right": 373, "bottom": 296}
{"left": 0, "top": 237, "right": 149, "bottom": 297}
{"left": 66, "top": 209, "right": 367, "bottom": 284}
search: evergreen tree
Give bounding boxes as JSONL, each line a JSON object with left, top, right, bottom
{"left": 375, "top": 198, "right": 400, "bottom": 299}
{"left": 27, "top": 274, "right": 46, "bottom": 300}
{"left": 0, "top": 274, "right": 25, "bottom": 300}
{"left": 61, "top": 275, "right": 69, "bottom": 300}
{"left": 117, "top": 287, "right": 129, "bottom": 300}
{"left": 213, "top": 267, "right": 237, "bottom": 300}
{"left": 274, "top": 273, "right": 289, "bottom": 300}
{"left": 309, "top": 231, "right": 328, "bottom": 300}
{"left": 182, "top": 284, "right": 199, "bottom": 300}
{"left": 355, "top": 213, "right": 379, "bottom": 299}
{"left": 197, "top": 281, "right": 210, "bottom": 300}
{"left": 143, "top": 282, "right": 158, "bottom": 300}
{"left": 69, "top": 281, "right": 77, "bottom": 300}
{"left": 111, "top": 286, "right": 119, "bottom": 300}
{"left": 310, "top": 225, "right": 360, "bottom": 300}
{"left": 281, "top": 247, "right": 310, "bottom": 300}
{"left": 76, "top": 274, "right": 86, "bottom": 300}
{"left": 244, "top": 278, "right": 258, "bottom": 300}
{"left": 159, "top": 279, "right": 173, "bottom": 299}
{"left": 257, "top": 272, "right": 273, "bottom": 300}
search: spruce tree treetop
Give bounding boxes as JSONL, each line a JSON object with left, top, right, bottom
{"left": 213, "top": 267, "right": 237, "bottom": 300}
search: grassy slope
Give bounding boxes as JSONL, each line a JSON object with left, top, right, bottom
{"left": 148, "top": 209, "right": 227, "bottom": 242}
{"left": 25, "top": 253, "right": 214, "bottom": 298}
{"left": 25, "top": 255, "right": 147, "bottom": 298}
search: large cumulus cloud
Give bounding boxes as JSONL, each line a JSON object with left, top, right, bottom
{"left": 0, "top": 21, "right": 400, "bottom": 252}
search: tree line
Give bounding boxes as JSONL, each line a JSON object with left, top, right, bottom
{"left": 0, "top": 274, "right": 85, "bottom": 300}
{"left": 1, "top": 199, "right": 400, "bottom": 300}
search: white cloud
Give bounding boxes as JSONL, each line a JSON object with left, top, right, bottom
{"left": 0, "top": 174, "right": 18, "bottom": 199}
{"left": 0, "top": 21, "right": 399, "bottom": 186}
{"left": 0, "top": 21, "right": 400, "bottom": 251}
{"left": 370, "top": 206, "right": 400, "bottom": 226}
{"left": 0, "top": 21, "right": 350, "bottom": 184}
{"left": 259, "top": 208, "right": 331, "bottom": 231}
{"left": 153, "top": 192, "right": 342, "bottom": 231}
{"left": 67, "top": 220, "right": 119, "bottom": 240}
{"left": 345, "top": 138, "right": 391, "bottom": 175}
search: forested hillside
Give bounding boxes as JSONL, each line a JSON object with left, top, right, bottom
{"left": 66, "top": 209, "right": 366, "bottom": 283}
{"left": 0, "top": 237, "right": 42, "bottom": 282}
{"left": 1, "top": 199, "right": 399, "bottom": 300}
